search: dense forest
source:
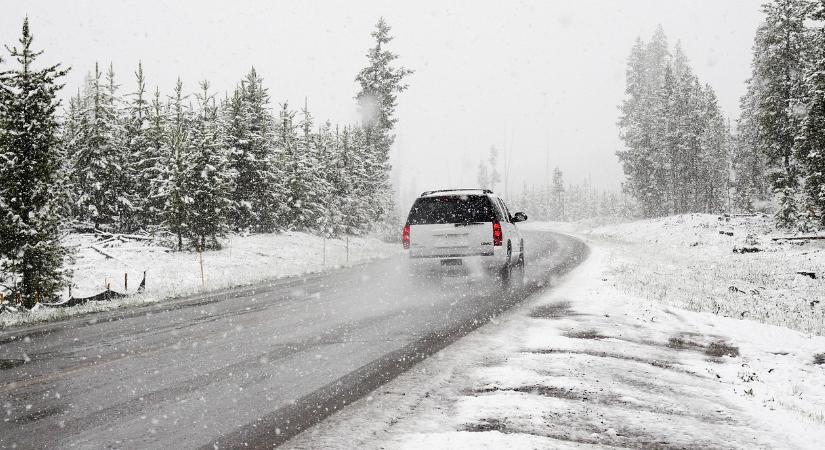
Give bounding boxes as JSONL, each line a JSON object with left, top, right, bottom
{"left": 618, "top": 0, "right": 825, "bottom": 231}
{"left": 0, "top": 18, "right": 411, "bottom": 307}
{"left": 513, "top": 168, "right": 636, "bottom": 223}
{"left": 617, "top": 26, "right": 731, "bottom": 219}
{"left": 736, "top": 0, "right": 825, "bottom": 229}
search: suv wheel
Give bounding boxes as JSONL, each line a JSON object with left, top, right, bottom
{"left": 498, "top": 242, "right": 513, "bottom": 286}
{"left": 513, "top": 251, "right": 525, "bottom": 290}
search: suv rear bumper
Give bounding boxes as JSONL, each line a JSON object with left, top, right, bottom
{"left": 408, "top": 250, "right": 494, "bottom": 258}
{"left": 407, "top": 252, "right": 507, "bottom": 274}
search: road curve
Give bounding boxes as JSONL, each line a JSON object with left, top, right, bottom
{"left": 0, "top": 230, "right": 587, "bottom": 449}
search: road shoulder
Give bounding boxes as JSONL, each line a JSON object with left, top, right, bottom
{"left": 284, "top": 236, "right": 825, "bottom": 449}
{"left": 1, "top": 232, "right": 397, "bottom": 330}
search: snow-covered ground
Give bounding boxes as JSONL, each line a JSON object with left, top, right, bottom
{"left": 284, "top": 219, "right": 825, "bottom": 449}
{"left": 0, "top": 232, "right": 398, "bottom": 328}
{"left": 576, "top": 214, "right": 825, "bottom": 335}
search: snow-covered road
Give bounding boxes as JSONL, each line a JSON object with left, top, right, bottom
{"left": 286, "top": 238, "right": 825, "bottom": 449}
{"left": 0, "top": 230, "right": 586, "bottom": 448}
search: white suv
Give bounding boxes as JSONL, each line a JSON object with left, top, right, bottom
{"left": 402, "top": 189, "right": 527, "bottom": 283}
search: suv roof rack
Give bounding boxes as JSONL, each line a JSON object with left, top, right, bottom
{"left": 420, "top": 188, "right": 493, "bottom": 197}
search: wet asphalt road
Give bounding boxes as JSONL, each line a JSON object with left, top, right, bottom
{"left": 0, "top": 230, "right": 587, "bottom": 449}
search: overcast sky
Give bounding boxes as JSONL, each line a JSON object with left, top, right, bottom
{"left": 2, "top": 0, "right": 764, "bottom": 206}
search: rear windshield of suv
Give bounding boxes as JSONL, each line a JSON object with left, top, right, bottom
{"left": 406, "top": 195, "right": 499, "bottom": 225}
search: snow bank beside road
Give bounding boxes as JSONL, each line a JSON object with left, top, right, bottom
{"left": 569, "top": 214, "right": 824, "bottom": 335}
{"left": 284, "top": 231, "right": 825, "bottom": 449}
{"left": 0, "top": 232, "right": 398, "bottom": 328}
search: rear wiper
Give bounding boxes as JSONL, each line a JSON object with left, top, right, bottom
{"left": 454, "top": 222, "right": 484, "bottom": 227}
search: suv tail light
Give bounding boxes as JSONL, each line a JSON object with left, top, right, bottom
{"left": 402, "top": 224, "right": 411, "bottom": 249}
{"left": 493, "top": 221, "right": 503, "bottom": 246}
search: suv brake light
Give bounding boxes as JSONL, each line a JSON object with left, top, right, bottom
{"left": 402, "top": 224, "right": 411, "bottom": 249}
{"left": 493, "top": 221, "right": 503, "bottom": 246}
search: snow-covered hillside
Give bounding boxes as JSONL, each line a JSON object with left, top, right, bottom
{"left": 0, "top": 232, "right": 399, "bottom": 328}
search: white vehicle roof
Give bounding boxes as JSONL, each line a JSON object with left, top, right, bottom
{"left": 419, "top": 189, "right": 496, "bottom": 198}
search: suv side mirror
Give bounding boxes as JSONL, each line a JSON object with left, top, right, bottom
{"left": 512, "top": 212, "right": 528, "bottom": 223}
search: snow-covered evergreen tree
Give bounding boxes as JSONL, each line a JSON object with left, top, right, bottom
{"left": 798, "top": 0, "right": 825, "bottom": 226}
{"left": 334, "top": 125, "right": 371, "bottom": 234}
{"left": 488, "top": 147, "right": 501, "bottom": 189}
{"left": 102, "top": 64, "right": 138, "bottom": 232}
{"left": 617, "top": 30, "right": 670, "bottom": 217}
{"left": 159, "top": 79, "right": 191, "bottom": 250}
{"left": 552, "top": 167, "right": 565, "bottom": 220}
{"left": 476, "top": 161, "right": 489, "bottom": 189}
{"left": 61, "top": 89, "right": 85, "bottom": 220}
{"left": 733, "top": 74, "right": 770, "bottom": 211}
{"left": 142, "top": 87, "right": 169, "bottom": 230}
{"left": 292, "top": 103, "right": 329, "bottom": 230}
{"left": 315, "top": 121, "right": 343, "bottom": 237}
{"left": 186, "top": 81, "right": 230, "bottom": 249}
{"left": 697, "top": 86, "right": 731, "bottom": 212}
{"left": 355, "top": 18, "right": 412, "bottom": 226}
{"left": 122, "top": 62, "right": 150, "bottom": 231}
{"left": 69, "top": 62, "right": 125, "bottom": 229}
{"left": 275, "top": 102, "right": 307, "bottom": 230}
{"left": 0, "top": 18, "right": 70, "bottom": 307}
{"left": 748, "top": 0, "right": 812, "bottom": 227}
{"left": 224, "top": 68, "right": 280, "bottom": 232}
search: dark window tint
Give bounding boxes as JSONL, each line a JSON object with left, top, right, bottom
{"left": 407, "top": 195, "right": 498, "bottom": 225}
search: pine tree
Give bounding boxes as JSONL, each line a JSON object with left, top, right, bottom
{"left": 617, "top": 28, "right": 671, "bottom": 217}
{"left": 222, "top": 86, "right": 253, "bottom": 230}
{"left": 160, "top": 79, "right": 191, "bottom": 250}
{"left": 552, "top": 167, "right": 565, "bottom": 220}
{"left": 488, "top": 146, "right": 501, "bottom": 189}
{"left": 798, "top": 0, "right": 825, "bottom": 226}
{"left": 334, "top": 125, "right": 370, "bottom": 234}
{"left": 315, "top": 121, "right": 342, "bottom": 237}
{"left": 224, "top": 68, "right": 280, "bottom": 232}
{"left": 186, "top": 81, "right": 230, "bottom": 249}
{"left": 275, "top": 102, "right": 305, "bottom": 230}
{"left": 297, "top": 104, "right": 331, "bottom": 230}
{"left": 70, "top": 62, "right": 124, "bottom": 229}
{"left": 101, "top": 64, "right": 139, "bottom": 232}
{"left": 476, "top": 161, "right": 489, "bottom": 188}
{"left": 734, "top": 74, "right": 770, "bottom": 211}
{"left": 355, "top": 18, "right": 412, "bottom": 226}
{"left": 123, "top": 62, "right": 151, "bottom": 231}
{"left": 143, "top": 87, "right": 169, "bottom": 230}
{"left": 0, "top": 18, "right": 70, "bottom": 307}
{"left": 697, "top": 86, "right": 730, "bottom": 212}
{"left": 749, "top": 0, "right": 812, "bottom": 227}
{"left": 61, "top": 89, "right": 85, "bottom": 220}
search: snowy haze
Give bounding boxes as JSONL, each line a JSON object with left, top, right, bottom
{"left": 2, "top": 0, "right": 763, "bottom": 207}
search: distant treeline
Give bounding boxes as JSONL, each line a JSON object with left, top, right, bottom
{"left": 514, "top": 167, "right": 636, "bottom": 223}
